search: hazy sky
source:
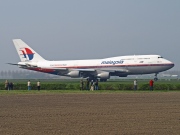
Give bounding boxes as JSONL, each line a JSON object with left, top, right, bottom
{"left": 1, "top": 0, "right": 180, "bottom": 71}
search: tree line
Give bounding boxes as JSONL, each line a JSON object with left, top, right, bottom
{"left": 0, "top": 70, "right": 57, "bottom": 79}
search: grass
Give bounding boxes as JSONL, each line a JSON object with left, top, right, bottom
{"left": 0, "top": 79, "right": 179, "bottom": 84}
{"left": 0, "top": 89, "right": 179, "bottom": 95}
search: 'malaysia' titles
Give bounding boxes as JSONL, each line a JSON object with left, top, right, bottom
{"left": 101, "top": 60, "right": 124, "bottom": 65}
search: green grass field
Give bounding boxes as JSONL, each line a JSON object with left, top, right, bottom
{"left": 0, "top": 78, "right": 179, "bottom": 84}
{"left": 0, "top": 79, "right": 180, "bottom": 91}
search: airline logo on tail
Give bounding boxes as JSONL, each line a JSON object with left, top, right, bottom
{"left": 20, "top": 48, "right": 34, "bottom": 60}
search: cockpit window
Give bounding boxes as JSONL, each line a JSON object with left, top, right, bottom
{"left": 158, "top": 56, "right": 163, "bottom": 58}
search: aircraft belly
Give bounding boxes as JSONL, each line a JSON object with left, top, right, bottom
{"left": 128, "top": 65, "right": 171, "bottom": 74}
{"left": 150, "top": 65, "right": 171, "bottom": 73}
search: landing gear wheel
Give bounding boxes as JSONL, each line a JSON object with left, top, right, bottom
{"left": 154, "top": 73, "right": 158, "bottom": 81}
{"left": 154, "top": 78, "right": 158, "bottom": 81}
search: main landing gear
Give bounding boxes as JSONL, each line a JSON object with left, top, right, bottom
{"left": 88, "top": 76, "right": 97, "bottom": 82}
{"left": 154, "top": 73, "right": 158, "bottom": 81}
{"left": 88, "top": 77, "right": 107, "bottom": 82}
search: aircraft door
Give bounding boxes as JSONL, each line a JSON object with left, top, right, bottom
{"left": 74, "top": 61, "right": 79, "bottom": 68}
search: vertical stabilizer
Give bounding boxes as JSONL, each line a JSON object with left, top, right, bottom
{"left": 13, "top": 39, "right": 46, "bottom": 62}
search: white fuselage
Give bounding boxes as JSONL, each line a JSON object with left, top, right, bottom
{"left": 18, "top": 55, "right": 174, "bottom": 78}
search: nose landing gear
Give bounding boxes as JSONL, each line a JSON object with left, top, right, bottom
{"left": 154, "top": 73, "right": 158, "bottom": 81}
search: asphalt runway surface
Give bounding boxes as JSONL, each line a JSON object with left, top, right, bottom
{"left": 0, "top": 92, "right": 179, "bottom": 135}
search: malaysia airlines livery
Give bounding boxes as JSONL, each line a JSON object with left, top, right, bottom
{"left": 10, "top": 39, "right": 174, "bottom": 81}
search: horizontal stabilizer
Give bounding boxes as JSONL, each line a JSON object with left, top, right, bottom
{"left": 7, "top": 63, "right": 19, "bottom": 65}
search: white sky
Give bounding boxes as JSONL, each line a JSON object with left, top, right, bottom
{"left": 0, "top": 0, "right": 180, "bottom": 70}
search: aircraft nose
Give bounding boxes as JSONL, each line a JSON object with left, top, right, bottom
{"left": 168, "top": 61, "right": 174, "bottom": 69}
{"left": 170, "top": 62, "right": 175, "bottom": 68}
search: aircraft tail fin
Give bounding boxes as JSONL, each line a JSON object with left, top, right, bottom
{"left": 13, "top": 39, "right": 46, "bottom": 62}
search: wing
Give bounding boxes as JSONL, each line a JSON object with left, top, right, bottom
{"left": 72, "top": 69, "right": 96, "bottom": 72}
{"left": 73, "top": 68, "right": 129, "bottom": 78}
{"left": 101, "top": 69, "right": 129, "bottom": 73}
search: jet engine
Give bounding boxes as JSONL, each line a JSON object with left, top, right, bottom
{"left": 97, "top": 72, "right": 110, "bottom": 79}
{"left": 67, "top": 71, "right": 80, "bottom": 78}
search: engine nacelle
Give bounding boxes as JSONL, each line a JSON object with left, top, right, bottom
{"left": 97, "top": 72, "right": 110, "bottom": 79}
{"left": 67, "top": 71, "right": 80, "bottom": 78}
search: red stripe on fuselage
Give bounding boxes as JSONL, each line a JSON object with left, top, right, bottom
{"left": 28, "top": 68, "right": 55, "bottom": 73}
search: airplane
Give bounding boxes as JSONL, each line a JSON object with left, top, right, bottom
{"left": 9, "top": 39, "right": 174, "bottom": 81}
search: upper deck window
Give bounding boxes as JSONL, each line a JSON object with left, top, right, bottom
{"left": 158, "top": 56, "right": 163, "bottom": 58}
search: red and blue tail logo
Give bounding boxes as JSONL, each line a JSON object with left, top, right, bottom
{"left": 20, "top": 48, "right": 34, "bottom": 60}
